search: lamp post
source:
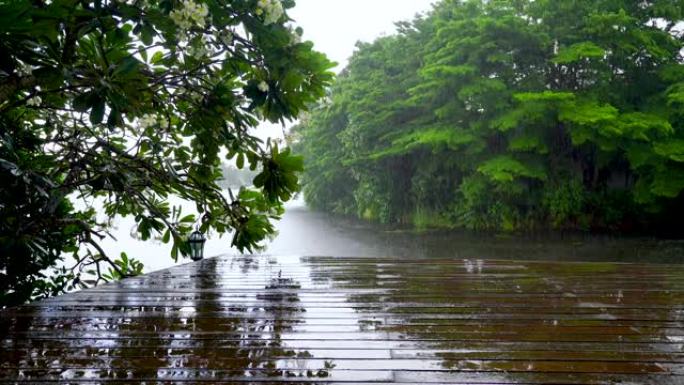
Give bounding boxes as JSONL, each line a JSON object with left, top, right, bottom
{"left": 187, "top": 229, "right": 206, "bottom": 261}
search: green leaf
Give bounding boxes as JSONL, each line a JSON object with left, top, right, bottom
{"left": 180, "top": 214, "right": 195, "bottom": 223}
{"left": 151, "top": 51, "right": 164, "bottom": 65}
{"left": 509, "top": 135, "right": 548, "bottom": 154}
{"left": 112, "top": 57, "right": 140, "bottom": 78}
{"left": 106, "top": 108, "right": 122, "bottom": 128}
{"left": 553, "top": 42, "right": 605, "bottom": 64}
{"left": 33, "top": 66, "right": 63, "bottom": 89}
{"left": 141, "top": 23, "right": 155, "bottom": 45}
{"left": 89, "top": 98, "right": 105, "bottom": 125}
{"left": 162, "top": 229, "right": 170, "bottom": 244}
{"left": 654, "top": 140, "right": 684, "bottom": 162}
{"left": 651, "top": 168, "right": 684, "bottom": 198}
{"left": 370, "top": 127, "right": 475, "bottom": 160}
{"left": 560, "top": 101, "right": 618, "bottom": 126}
{"left": 477, "top": 155, "right": 547, "bottom": 182}
{"left": 73, "top": 92, "right": 93, "bottom": 112}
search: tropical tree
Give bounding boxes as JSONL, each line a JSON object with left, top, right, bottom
{"left": 0, "top": 0, "right": 334, "bottom": 306}
{"left": 297, "top": 0, "right": 684, "bottom": 233}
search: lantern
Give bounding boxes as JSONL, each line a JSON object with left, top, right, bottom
{"left": 187, "top": 229, "right": 206, "bottom": 261}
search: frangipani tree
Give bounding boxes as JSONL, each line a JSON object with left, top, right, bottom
{"left": 0, "top": 0, "right": 334, "bottom": 306}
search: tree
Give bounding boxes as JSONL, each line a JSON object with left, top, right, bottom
{"left": 0, "top": 0, "right": 334, "bottom": 306}
{"left": 297, "top": 0, "right": 684, "bottom": 233}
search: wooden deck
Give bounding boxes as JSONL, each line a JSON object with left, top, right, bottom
{"left": 2, "top": 255, "right": 684, "bottom": 384}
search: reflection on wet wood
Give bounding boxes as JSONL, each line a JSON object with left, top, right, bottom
{"left": 1, "top": 256, "right": 684, "bottom": 384}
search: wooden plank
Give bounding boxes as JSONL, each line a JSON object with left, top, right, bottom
{"left": 5, "top": 324, "right": 684, "bottom": 336}
{"left": 1, "top": 255, "right": 683, "bottom": 384}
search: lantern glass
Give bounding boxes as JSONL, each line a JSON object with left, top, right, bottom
{"left": 187, "top": 230, "right": 206, "bottom": 261}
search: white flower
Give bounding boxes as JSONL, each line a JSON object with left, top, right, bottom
{"left": 257, "top": 81, "right": 269, "bottom": 92}
{"left": 26, "top": 95, "right": 41, "bottom": 106}
{"left": 157, "top": 115, "right": 169, "bottom": 128}
{"left": 176, "top": 31, "right": 188, "bottom": 42}
{"left": 287, "top": 26, "right": 302, "bottom": 45}
{"left": 170, "top": 0, "right": 210, "bottom": 32}
{"left": 139, "top": 114, "right": 159, "bottom": 129}
{"left": 170, "top": 11, "right": 191, "bottom": 30}
{"left": 257, "top": 0, "right": 283, "bottom": 25}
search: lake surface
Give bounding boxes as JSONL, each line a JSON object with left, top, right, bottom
{"left": 9, "top": 197, "right": 684, "bottom": 384}
{"left": 97, "top": 196, "right": 684, "bottom": 274}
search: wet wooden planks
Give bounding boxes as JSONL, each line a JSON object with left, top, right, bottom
{"left": 2, "top": 255, "right": 684, "bottom": 384}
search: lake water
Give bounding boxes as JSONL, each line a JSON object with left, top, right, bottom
{"left": 96, "top": 195, "right": 684, "bottom": 274}
{"left": 11, "top": 197, "right": 684, "bottom": 383}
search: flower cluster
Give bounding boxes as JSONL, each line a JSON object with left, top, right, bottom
{"left": 256, "top": 0, "right": 284, "bottom": 25}
{"left": 287, "top": 25, "right": 302, "bottom": 45}
{"left": 139, "top": 113, "right": 168, "bottom": 129}
{"left": 257, "top": 81, "right": 270, "bottom": 93}
{"left": 25, "top": 95, "right": 41, "bottom": 107}
{"left": 170, "top": 0, "right": 209, "bottom": 31}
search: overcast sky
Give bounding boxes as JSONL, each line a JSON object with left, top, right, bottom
{"left": 290, "top": 0, "right": 435, "bottom": 71}
{"left": 255, "top": 0, "right": 436, "bottom": 140}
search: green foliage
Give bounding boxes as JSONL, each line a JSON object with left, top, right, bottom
{"left": 542, "top": 179, "right": 587, "bottom": 228}
{"left": 296, "top": 0, "right": 684, "bottom": 235}
{"left": 0, "top": 0, "right": 333, "bottom": 306}
{"left": 553, "top": 42, "right": 606, "bottom": 64}
{"left": 255, "top": 144, "right": 305, "bottom": 203}
{"left": 412, "top": 208, "right": 452, "bottom": 230}
{"left": 101, "top": 253, "right": 144, "bottom": 281}
{"left": 478, "top": 155, "right": 546, "bottom": 183}
{"left": 370, "top": 127, "right": 475, "bottom": 160}
{"left": 453, "top": 175, "right": 501, "bottom": 231}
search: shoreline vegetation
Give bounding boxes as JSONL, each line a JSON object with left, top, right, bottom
{"left": 295, "top": 0, "right": 684, "bottom": 237}
{"left": 307, "top": 204, "right": 684, "bottom": 244}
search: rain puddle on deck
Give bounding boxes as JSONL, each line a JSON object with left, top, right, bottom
{"left": 2, "top": 255, "right": 684, "bottom": 384}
